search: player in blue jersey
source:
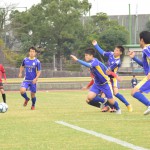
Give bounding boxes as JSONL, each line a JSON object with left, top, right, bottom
{"left": 70, "top": 48, "right": 121, "bottom": 114}
{"left": 18, "top": 47, "right": 41, "bottom": 110}
{"left": 92, "top": 40, "right": 132, "bottom": 112}
{"left": 129, "top": 31, "right": 150, "bottom": 115}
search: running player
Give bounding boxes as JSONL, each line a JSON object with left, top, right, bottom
{"left": 92, "top": 40, "right": 132, "bottom": 112}
{"left": 19, "top": 47, "right": 41, "bottom": 110}
{"left": 70, "top": 48, "right": 121, "bottom": 114}
{"left": 129, "top": 31, "right": 150, "bottom": 115}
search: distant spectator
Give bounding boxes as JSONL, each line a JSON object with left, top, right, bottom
{"left": 131, "top": 75, "right": 138, "bottom": 88}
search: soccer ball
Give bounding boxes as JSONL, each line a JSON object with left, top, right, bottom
{"left": 0, "top": 102, "right": 8, "bottom": 113}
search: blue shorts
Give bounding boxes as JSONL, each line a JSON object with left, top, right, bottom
{"left": 90, "top": 82, "right": 114, "bottom": 99}
{"left": 21, "top": 81, "right": 36, "bottom": 93}
{"left": 135, "top": 77, "right": 150, "bottom": 93}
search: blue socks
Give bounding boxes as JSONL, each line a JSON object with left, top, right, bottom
{"left": 113, "top": 101, "right": 120, "bottom": 110}
{"left": 88, "top": 95, "right": 120, "bottom": 110}
{"left": 133, "top": 92, "right": 150, "bottom": 106}
{"left": 115, "top": 93, "right": 129, "bottom": 106}
{"left": 88, "top": 100, "right": 101, "bottom": 108}
{"left": 32, "top": 97, "right": 36, "bottom": 106}
{"left": 88, "top": 96, "right": 106, "bottom": 108}
{"left": 92, "top": 96, "right": 106, "bottom": 103}
{"left": 21, "top": 93, "right": 29, "bottom": 101}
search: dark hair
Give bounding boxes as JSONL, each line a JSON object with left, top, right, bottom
{"left": 139, "top": 31, "right": 150, "bottom": 44}
{"left": 115, "top": 45, "right": 125, "bottom": 54}
{"left": 85, "top": 48, "right": 95, "bottom": 56}
{"left": 133, "top": 75, "right": 135, "bottom": 77}
{"left": 29, "top": 47, "right": 37, "bottom": 52}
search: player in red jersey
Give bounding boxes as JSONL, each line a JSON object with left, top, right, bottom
{"left": 82, "top": 73, "right": 94, "bottom": 90}
{"left": 0, "top": 64, "right": 7, "bottom": 103}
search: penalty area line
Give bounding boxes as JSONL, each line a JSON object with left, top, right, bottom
{"left": 55, "top": 121, "right": 149, "bottom": 150}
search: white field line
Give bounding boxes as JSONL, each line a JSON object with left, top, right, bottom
{"left": 57, "top": 118, "right": 150, "bottom": 121}
{"left": 55, "top": 121, "right": 149, "bottom": 150}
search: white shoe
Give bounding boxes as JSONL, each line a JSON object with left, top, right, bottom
{"left": 144, "top": 106, "right": 150, "bottom": 115}
{"left": 115, "top": 109, "right": 121, "bottom": 114}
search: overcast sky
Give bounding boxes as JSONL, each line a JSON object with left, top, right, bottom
{"left": 1, "top": 0, "right": 150, "bottom": 16}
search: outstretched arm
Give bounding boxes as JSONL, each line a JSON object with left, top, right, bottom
{"left": 128, "top": 51, "right": 143, "bottom": 67}
{"left": 70, "top": 55, "right": 91, "bottom": 68}
{"left": 92, "top": 40, "right": 105, "bottom": 56}
{"left": 132, "top": 57, "right": 143, "bottom": 67}
{"left": 82, "top": 79, "right": 94, "bottom": 90}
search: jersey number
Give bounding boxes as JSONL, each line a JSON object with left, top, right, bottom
{"left": 28, "top": 68, "right": 32, "bottom": 72}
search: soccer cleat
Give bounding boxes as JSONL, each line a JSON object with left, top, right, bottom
{"left": 23, "top": 99, "right": 30, "bottom": 107}
{"left": 99, "top": 98, "right": 108, "bottom": 109}
{"left": 110, "top": 107, "right": 116, "bottom": 113}
{"left": 127, "top": 105, "right": 133, "bottom": 112}
{"left": 101, "top": 106, "right": 109, "bottom": 112}
{"left": 115, "top": 109, "right": 121, "bottom": 114}
{"left": 143, "top": 106, "right": 150, "bottom": 115}
{"left": 31, "top": 106, "right": 35, "bottom": 110}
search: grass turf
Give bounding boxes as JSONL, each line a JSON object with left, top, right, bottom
{"left": 0, "top": 90, "right": 150, "bottom": 150}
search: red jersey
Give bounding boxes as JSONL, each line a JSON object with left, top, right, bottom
{"left": 86, "top": 73, "right": 94, "bottom": 88}
{"left": 0, "top": 64, "right": 6, "bottom": 82}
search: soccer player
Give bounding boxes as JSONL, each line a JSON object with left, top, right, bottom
{"left": 70, "top": 48, "right": 121, "bottom": 114}
{"left": 129, "top": 31, "right": 150, "bottom": 115}
{"left": 19, "top": 47, "right": 41, "bottom": 110}
{"left": 92, "top": 40, "right": 132, "bottom": 112}
{"left": 83, "top": 69, "right": 122, "bottom": 112}
{"left": 0, "top": 64, "right": 7, "bottom": 103}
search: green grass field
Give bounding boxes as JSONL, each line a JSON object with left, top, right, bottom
{"left": 0, "top": 90, "right": 150, "bottom": 150}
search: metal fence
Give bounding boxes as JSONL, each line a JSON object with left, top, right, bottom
{"left": 5, "top": 67, "right": 90, "bottom": 78}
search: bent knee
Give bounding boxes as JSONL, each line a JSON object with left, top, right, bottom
{"left": 20, "top": 88, "right": 26, "bottom": 94}
{"left": 87, "top": 96, "right": 94, "bottom": 102}
{"left": 86, "top": 96, "right": 93, "bottom": 103}
{"left": 131, "top": 88, "right": 139, "bottom": 96}
{"left": 86, "top": 99, "right": 90, "bottom": 103}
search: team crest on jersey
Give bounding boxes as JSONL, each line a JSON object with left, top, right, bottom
{"left": 32, "top": 62, "right": 35, "bottom": 66}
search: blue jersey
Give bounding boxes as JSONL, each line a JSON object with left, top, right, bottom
{"left": 21, "top": 57, "right": 41, "bottom": 81}
{"left": 142, "top": 45, "right": 150, "bottom": 75}
{"left": 104, "top": 52, "right": 121, "bottom": 73}
{"left": 89, "top": 58, "right": 110, "bottom": 85}
{"left": 94, "top": 44, "right": 121, "bottom": 74}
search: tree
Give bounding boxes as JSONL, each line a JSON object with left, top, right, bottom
{"left": 0, "top": 3, "right": 17, "bottom": 48}
{"left": 99, "top": 26, "right": 129, "bottom": 50}
{"left": 9, "top": 0, "right": 90, "bottom": 70}
{"left": 9, "top": 2, "right": 129, "bottom": 70}
{"left": 77, "top": 12, "right": 129, "bottom": 62}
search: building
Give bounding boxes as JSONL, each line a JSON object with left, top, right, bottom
{"left": 109, "top": 14, "right": 150, "bottom": 44}
{"left": 119, "top": 44, "right": 144, "bottom": 74}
